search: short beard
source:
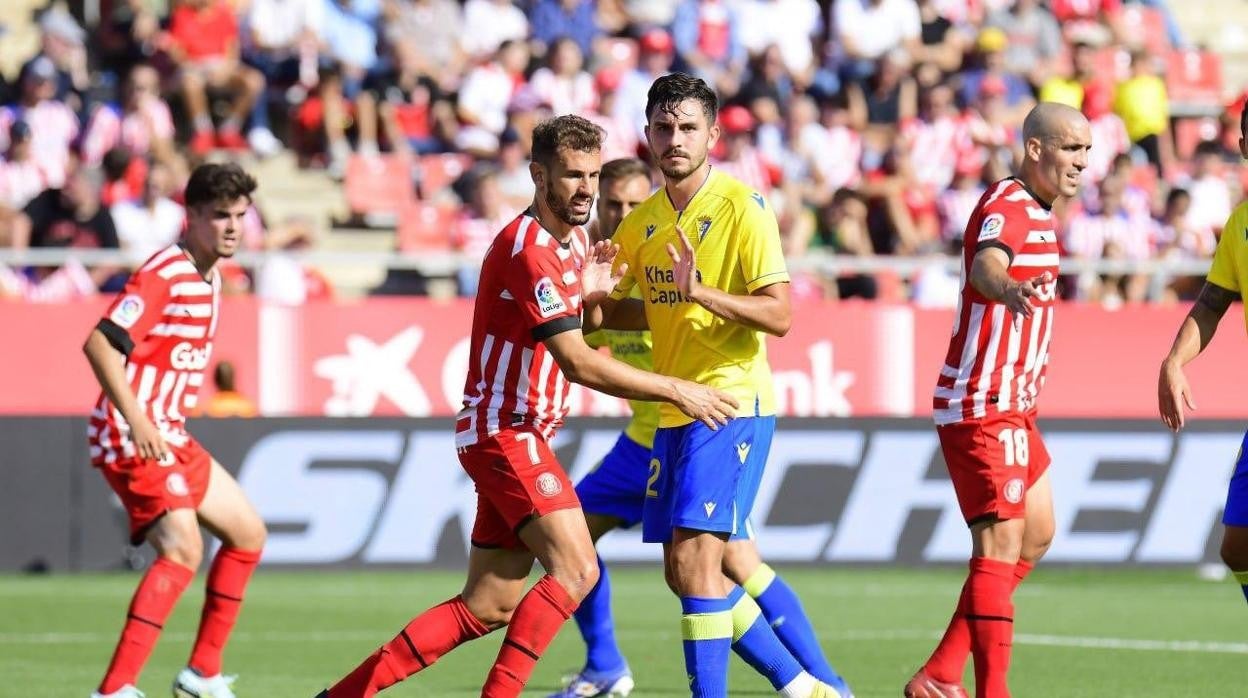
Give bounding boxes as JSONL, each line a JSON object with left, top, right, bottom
{"left": 656, "top": 151, "right": 704, "bottom": 182}
{"left": 546, "top": 187, "right": 591, "bottom": 226}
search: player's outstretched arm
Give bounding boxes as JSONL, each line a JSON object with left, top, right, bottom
{"left": 969, "top": 247, "right": 1053, "bottom": 321}
{"left": 544, "top": 328, "right": 738, "bottom": 428}
{"left": 83, "top": 328, "right": 169, "bottom": 461}
{"left": 667, "top": 227, "right": 792, "bottom": 336}
{"left": 585, "top": 296, "right": 648, "bottom": 333}
{"left": 1158, "top": 281, "right": 1236, "bottom": 431}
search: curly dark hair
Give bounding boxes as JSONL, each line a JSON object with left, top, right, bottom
{"left": 184, "top": 162, "right": 258, "bottom": 208}
{"left": 645, "top": 72, "right": 718, "bottom": 125}
{"left": 530, "top": 115, "right": 604, "bottom": 169}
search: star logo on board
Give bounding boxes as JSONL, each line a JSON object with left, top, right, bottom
{"left": 314, "top": 327, "right": 432, "bottom": 416}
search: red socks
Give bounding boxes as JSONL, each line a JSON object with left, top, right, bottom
{"left": 924, "top": 558, "right": 1033, "bottom": 689}
{"left": 99, "top": 558, "right": 195, "bottom": 694}
{"left": 481, "top": 575, "right": 579, "bottom": 698}
{"left": 328, "top": 595, "right": 490, "bottom": 697}
{"left": 189, "top": 547, "right": 262, "bottom": 676}
{"left": 965, "top": 557, "right": 1017, "bottom": 698}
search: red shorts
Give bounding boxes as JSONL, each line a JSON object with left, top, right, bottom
{"left": 937, "top": 411, "right": 1051, "bottom": 525}
{"left": 457, "top": 427, "right": 580, "bottom": 549}
{"left": 95, "top": 436, "right": 213, "bottom": 544}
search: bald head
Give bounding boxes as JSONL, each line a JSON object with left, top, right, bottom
{"left": 1022, "top": 102, "right": 1088, "bottom": 143}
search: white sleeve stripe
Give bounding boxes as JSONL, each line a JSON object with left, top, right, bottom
{"left": 157, "top": 260, "right": 198, "bottom": 279}
{"left": 162, "top": 303, "right": 213, "bottom": 317}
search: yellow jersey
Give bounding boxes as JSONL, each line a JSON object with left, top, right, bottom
{"left": 585, "top": 325, "right": 659, "bottom": 448}
{"left": 1113, "top": 74, "right": 1169, "bottom": 142}
{"left": 610, "top": 169, "right": 789, "bottom": 427}
{"left": 1205, "top": 201, "right": 1248, "bottom": 329}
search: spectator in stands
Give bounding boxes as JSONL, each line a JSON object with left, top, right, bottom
{"left": 1050, "top": 0, "right": 1126, "bottom": 46}
{"left": 199, "top": 361, "right": 259, "bottom": 418}
{"left": 1, "top": 58, "right": 80, "bottom": 195}
{"left": 24, "top": 6, "right": 90, "bottom": 115}
{"left": 455, "top": 40, "right": 528, "bottom": 158}
{"left": 937, "top": 159, "right": 987, "bottom": 244}
{"left": 984, "top": 0, "right": 1063, "bottom": 88}
{"left": 452, "top": 164, "right": 515, "bottom": 295}
{"left": 733, "top": 0, "right": 822, "bottom": 87}
{"left": 961, "top": 76, "right": 1018, "bottom": 178}
{"left": 911, "top": 0, "right": 965, "bottom": 86}
{"left": 1113, "top": 48, "right": 1173, "bottom": 176}
{"left": 958, "top": 28, "right": 1034, "bottom": 126}
{"left": 167, "top": 0, "right": 268, "bottom": 155}
{"left": 96, "top": 0, "right": 165, "bottom": 78}
{"left": 0, "top": 121, "right": 48, "bottom": 225}
{"left": 1081, "top": 79, "right": 1131, "bottom": 185}
{"left": 1064, "top": 173, "right": 1157, "bottom": 304}
{"left": 583, "top": 68, "right": 639, "bottom": 162}
{"left": 527, "top": 37, "right": 596, "bottom": 118}
{"left": 1039, "top": 39, "right": 1101, "bottom": 110}
{"left": 819, "top": 188, "right": 879, "bottom": 300}
{"left": 24, "top": 166, "right": 121, "bottom": 290}
{"left": 845, "top": 48, "right": 916, "bottom": 164}
{"left": 80, "top": 65, "right": 183, "bottom": 180}
{"left": 242, "top": 0, "right": 322, "bottom": 157}
{"left": 111, "top": 162, "right": 184, "bottom": 265}
{"left": 616, "top": 29, "right": 677, "bottom": 142}
{"left": 770, "top": 94, "right": 831, "bottom": 214}
{"left": 493, "top": 126, "right": 536, "bottom": 212}
{"left": 671, "top": 0, "right": 747, "bottom": 95}
{"left": 814, "top": 91, "right": 864, "bottom": 194}
{"left": 713, "top": 105, "right": 777, "bottom": 199}
{"left": 736, "top": 46, "right": 796, "bottom": 121}
{"left": 1182, "top": 140, "right": 1234, "bottom": 240}
{"left": 528, "top": 0, "right": 602, "bottom": 58}
{"left": 319, "top": 0, "right": 383, "bottom": 179}
{"left": 830, "top": 0, "right": 921, "bottom": 86}
{"left": 1155, "top": 186, "right": 1209, "bottom": 299}
{"left": 462, "top": 0, "right": 530, "bottom": 61}
{"left": 385, "top": 0, "right": 466, "bottom": 93}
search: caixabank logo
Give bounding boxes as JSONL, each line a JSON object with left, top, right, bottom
{"left": 194, "top": 418, "right": 1240, "bottom": 568}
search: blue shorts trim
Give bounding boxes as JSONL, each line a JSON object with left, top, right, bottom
{"left": 642, "top": 416, "right": 774, "bottom": 543}
{"left": 575, "top": 433, "right": 650, "bottom": 528}
{"left": 1224, "top": 431, "right": 1248, "bottom": 527}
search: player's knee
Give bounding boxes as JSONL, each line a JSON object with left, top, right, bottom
{"left": 465, "top": 595, "right": 519, "bottom": 629}
{"left": 562, "top": 558, "right": 601, "bottom": 602}
{"left": 160, "top": 536, "right": 204, "bottom": 570}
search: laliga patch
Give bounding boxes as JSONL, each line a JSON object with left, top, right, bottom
{"left": 534, "top": 277, "right": 567, "bottom": 318}
{"left": 1003, "top": 477, "right": 1025, "bottom": 504}
{"left": 110, "top": 295, "right": 145, "bottom": 329}
{"left": 535, "top": 472, "right": 563, "bottom": 497}
{"left": 978, "top": 213, "right": 1005, "bottom": 242}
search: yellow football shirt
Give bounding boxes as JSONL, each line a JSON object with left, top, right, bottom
{"left": 585, "top": 290, "right": 660, "bottom": 448}
{"left": 1113, "top": 74, "right": 1169, "bottom": 142}
{"left": 1205, "top": 201, "right": 1248, "bottom": 330}
{"left": 610, "top": 169, "right": 789, "bottom": 427}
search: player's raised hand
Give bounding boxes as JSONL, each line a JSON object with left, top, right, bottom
{"left": 1004, "top": 271, "right": 1053, "bottom": 326}
{"left": 666, "top": 226, "right": 702, "bottom": 300}
{"left": 582, "top": 240, "right": 626, "bottom": 304}
{"left": 1158, "top": 358, "right": 1196, "bottom": 431}
{"left": 130, "top": 413, "right": 170, "bottom": 464}
{"left": 671, "top": 380, "right": 739, "bottom": 430}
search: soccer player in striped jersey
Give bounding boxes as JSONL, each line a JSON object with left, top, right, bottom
{"left": 552, "top": 157, "right": 851, "bottom": 698}
{"left": 906, "top": 103, "right": 1091, "bottom": 698}
{"left": 1158, "top": 103, "right": 1248, "bottom": 611}
{"left": 316, "top": 115, "right": 736, "bottom": 698}
{"left": 84, "top": 163, "right": 267, "bottom": 698}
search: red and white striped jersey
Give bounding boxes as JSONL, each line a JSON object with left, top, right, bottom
{"left": 934, "top": 178, "right": 1060, "bottom": 425}
{"left": 79, "top": 100, "right": 176, "bottom": 167}
{"left": 455, "top": 213, "right": 587, "bottom": 447}
{"left": 88, "top": 244, "right": 221, "bottom": 464}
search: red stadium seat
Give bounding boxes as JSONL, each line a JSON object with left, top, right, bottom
{"left": 417, "top": 153, "right": 474, "bottom": 199}
{"left": 1120, "top": 5, "right": 1169, "bottom": 54}
{"left": 1166, "top": 50, "right": 1223, "bottom": 107}
{"left": 344, "top": 153, "right": 415, "bottom": 222}
{"left": 397, "top": 202, "right": 457, "bottom": 253}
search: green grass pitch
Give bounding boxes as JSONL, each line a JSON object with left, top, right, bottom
{"left": 1, "top": 567, "right": 1241, "bottom": 697}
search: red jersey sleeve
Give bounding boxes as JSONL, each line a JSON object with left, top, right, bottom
{"left": 505, "top": 246, "right": 581, "bottom": 341}
{"left": 98, "top": 269, "right": 172, "bottom": 356}
{"left": 973, "top": 198, "right": 1031, "bottom": 261}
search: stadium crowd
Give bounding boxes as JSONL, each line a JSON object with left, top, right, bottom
{"left": 0, "top": 0, "right": 1239, "bottom": 306}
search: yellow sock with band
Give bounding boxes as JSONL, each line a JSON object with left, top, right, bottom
{"left": 742, "top": 564, "right": 845, "bottom": 687}
{"left": 680, "top": 596, "right": 732, "bottom": 696}
{"left": 1234, "top": 571, "right": 1248, "bottom": 604}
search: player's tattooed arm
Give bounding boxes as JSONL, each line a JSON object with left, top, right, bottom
{"left": 1189, "top": 282, "right": 1236, "bottom": 350}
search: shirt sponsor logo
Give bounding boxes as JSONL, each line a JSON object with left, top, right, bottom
{"left": 110, "top": 295, "right": 145, "bottom": 329}
{"left": 535, "top": 277, "right": 567, "bottom": 318}
{"left": 979, "top": 213, "right": 1005, "bottom": 242}
{"left": 170, "top": 341, "right": 213, "bottom": 371}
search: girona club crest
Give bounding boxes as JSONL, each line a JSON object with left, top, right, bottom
{"left": 535, "top": 472, "right": 563, "bottom": 497}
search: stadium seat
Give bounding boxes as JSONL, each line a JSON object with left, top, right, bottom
{"left": 396, "top": 202, "right": 457, "bottom": 253}
{"left": 1119, "top": 5, "right": 1170, "bottom": 55}
{"left": 1166, "top": 49, "right": 1223, "bottom": 109}
{"left": 344, "top": 153, "right": 416, "bottom": 225}
{"left": 417, "top": 153, "right": 474, "bottom": 199}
